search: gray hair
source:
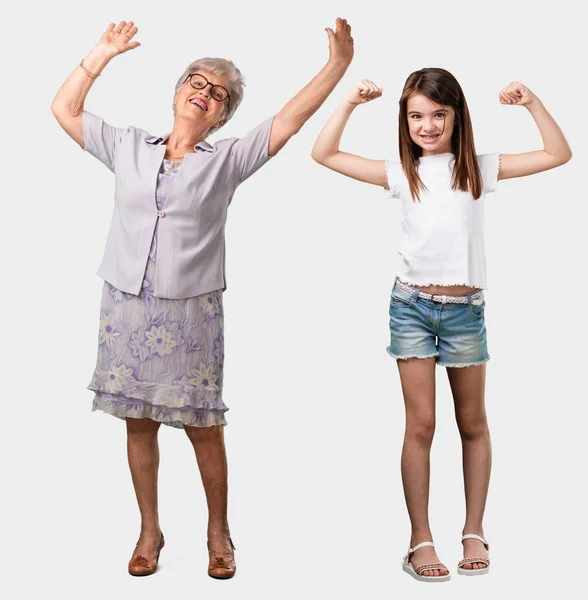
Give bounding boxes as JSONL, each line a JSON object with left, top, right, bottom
{"left": 174, "top": 58, "right": 245, "bottom": 130}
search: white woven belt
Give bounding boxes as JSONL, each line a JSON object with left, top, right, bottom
{"left": 397, "top": 280, "right": 483, "bottom": 305}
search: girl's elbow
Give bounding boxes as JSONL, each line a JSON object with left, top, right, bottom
{"left": 311, "top": 148, "right": 325, "bottom": 164}
{"left": 545, "top": 148, "right": 572, "bottom": 168}
{"left": 554, "top": 149, "right": 572, "bottom": 167}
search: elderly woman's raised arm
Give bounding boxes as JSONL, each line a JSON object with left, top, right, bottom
{"left": 267, "top": 18, "right": 354, "bottom": 156}
{"left": 51, "top": 22, "right": 140, "bottom": 147}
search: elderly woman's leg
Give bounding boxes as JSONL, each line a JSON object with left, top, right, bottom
{"left": 126, "top": 417, "right": 164, "bottom": 560}
{"left": 184, "top": 425, "right": 235, "bottom": 574}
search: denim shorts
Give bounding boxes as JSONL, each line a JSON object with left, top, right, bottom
{"left": 387, "top": 279, "right": 489, "bottom": 367}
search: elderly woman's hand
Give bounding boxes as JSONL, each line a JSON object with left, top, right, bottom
{"left": 97, "top": 21, "right": 141, "bottom": 59}
{"left": 325, "top": 18, "right": 354, "bottom": 68}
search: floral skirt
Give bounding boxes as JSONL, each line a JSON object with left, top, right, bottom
{"left": 88, "top": 261, "right": 227, "bottom": 428}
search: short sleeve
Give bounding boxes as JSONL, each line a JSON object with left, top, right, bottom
{"left": 82, "top": 110, "right": 129, "bottom": 173}
{"left": 478, "top": 153, "right": 501, "bottom": 194}
{"left": 228, "top": 116, "right": 275, "bottom": 183}
{"left": 384, "top": 159, "right": 402, "bottom": 199}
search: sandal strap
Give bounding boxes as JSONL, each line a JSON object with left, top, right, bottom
{"left": 410, "top": 541, "right": 435, "bottom": 553}
{"left": 415, "top": 562, "right": 448, "bottom": 576}
{"left": 458, "top": 557, "right": 490, "bottom": 568}
{"left": 403, "top": 540, "right": 435, "bottom": 563}
{"left": 462, "top": 533, "right": 489, "bottom": 549}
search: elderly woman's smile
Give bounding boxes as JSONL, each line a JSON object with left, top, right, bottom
{"left": 189, "top": 97, "right": 208, "bottom": 111}
{"left": 176, "top": 70, "right": 231, "bottom": 122}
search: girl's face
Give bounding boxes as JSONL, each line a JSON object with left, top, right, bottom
{"left": 406, "top": 93, "right": 455, "bottom": 156}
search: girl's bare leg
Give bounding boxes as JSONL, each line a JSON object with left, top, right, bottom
{"left": 447, "top": 364, "right": 491, "bottom": 569}
{"left": 398, "top": 357, "right": 448, "bottom": 577}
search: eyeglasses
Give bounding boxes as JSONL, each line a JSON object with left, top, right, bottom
{"left": 183, "top": 73, "right": 231, "bottom": 106}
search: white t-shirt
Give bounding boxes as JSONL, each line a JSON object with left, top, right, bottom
{"left": 385, "top": 153, "right": 500, "bottom": 289}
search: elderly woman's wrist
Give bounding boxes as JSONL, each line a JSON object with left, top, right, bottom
{"left": 86, "top": 44, "right": 116, "bottom": 66}
{"left": 79, "top": 47, "right": 113, "bottom": 78}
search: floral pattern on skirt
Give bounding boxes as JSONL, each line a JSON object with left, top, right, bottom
{"left": 88, "top": 160, "right": 227, "bottom": 428}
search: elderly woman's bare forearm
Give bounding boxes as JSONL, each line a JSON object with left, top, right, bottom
{"left": 52, "top": 47, "right": 112, "bottom": 115}
{"left": 271, "top": 61, "right": 349, "bottom": 147}
{"left": 51, "top": 46, "right": 113, "bottom": 146}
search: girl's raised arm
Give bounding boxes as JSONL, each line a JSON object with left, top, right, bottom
{"left": 311, "top": 80, "right": 387, "bottom": 187}
{"left": 497, "top": 81, "right": 572, "bottom": 180}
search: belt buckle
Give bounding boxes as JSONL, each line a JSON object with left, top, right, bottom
{"left": 432, "top": 293, "right": 447, "bottom": 304}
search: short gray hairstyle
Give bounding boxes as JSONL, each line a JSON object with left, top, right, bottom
{"left": 174, "top": 58, "right": 245, "bottom": 129}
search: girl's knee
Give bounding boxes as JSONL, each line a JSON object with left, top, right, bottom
{"left": 456, "top": 415, "right": 489, "bottom": 440}
{"left": 405, "top": 412, "right": 436, "bottom": 444}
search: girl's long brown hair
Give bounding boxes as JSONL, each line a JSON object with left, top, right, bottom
{"left": 399, "top": 68, "right": 482, "bottom": 201}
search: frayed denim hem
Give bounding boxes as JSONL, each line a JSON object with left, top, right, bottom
{"left": 438, "top": 356, "right": 490, "bottom": 368}
{"left": 386, "top": 348, "right": 440, "bottom": 361}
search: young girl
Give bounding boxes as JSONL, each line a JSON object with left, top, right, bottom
{"left": 311, "top": 68, "right": 571, "bottom": 582}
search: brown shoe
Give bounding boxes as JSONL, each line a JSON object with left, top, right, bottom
{"left": 128, "top": 533, "right": 165, "bottom": 576}
{"left": 207, "top": 537, "right": 236, "bottom": 579}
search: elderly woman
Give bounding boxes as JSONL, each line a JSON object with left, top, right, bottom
{"left": 51, "top": 19, "right": 353, "bottom": 577}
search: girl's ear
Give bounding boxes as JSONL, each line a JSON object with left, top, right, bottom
{"left": 215, "top": 120, "right": 226, "bottom": 128}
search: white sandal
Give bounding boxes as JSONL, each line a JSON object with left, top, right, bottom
{"left": 402, "top": 541, "right": 451, "bottom": 582}
{"left": 457, "top": 534, "right": 490, "bottom": 576}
